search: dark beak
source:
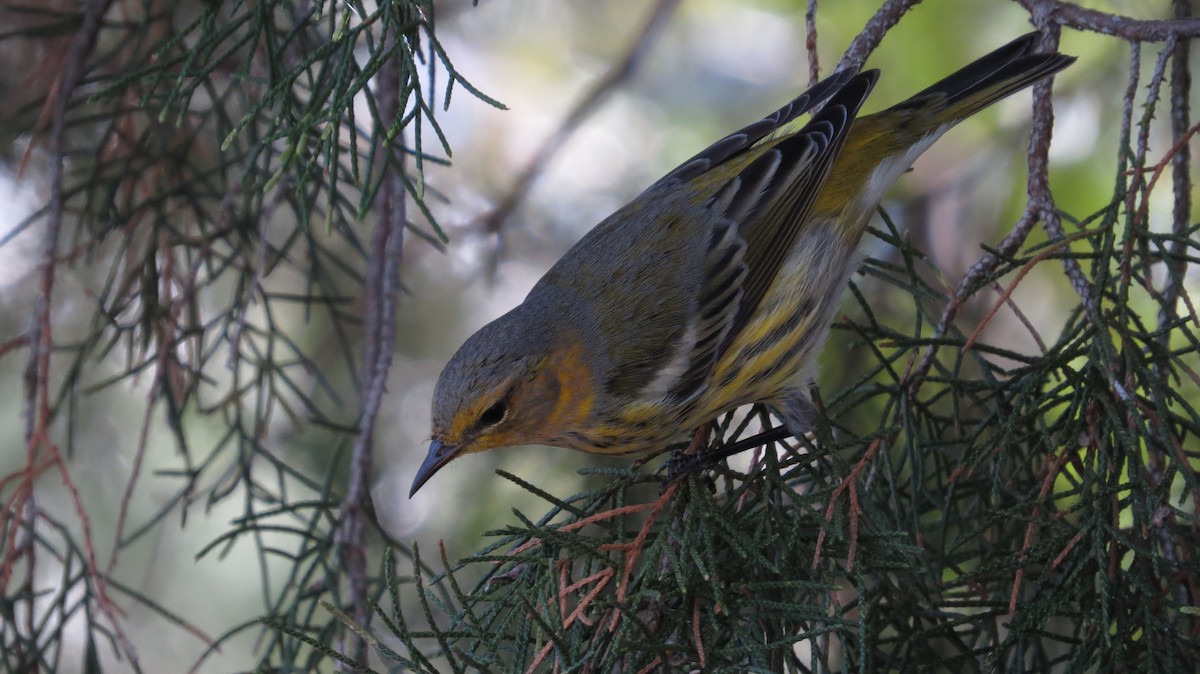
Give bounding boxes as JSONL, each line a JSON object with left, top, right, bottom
{"left": 409, "top": 439, "right": 460, "bottom": 497}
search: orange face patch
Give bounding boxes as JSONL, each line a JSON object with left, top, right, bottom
{"left": 444, "top": 340, "right": 596, "bottom": 456}
{"left": 543, "top": 340, "right": 595, "bottom": 438}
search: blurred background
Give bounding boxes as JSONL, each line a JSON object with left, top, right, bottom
{"left": 0, "top": 0, "right": 1189, "bottom": 671}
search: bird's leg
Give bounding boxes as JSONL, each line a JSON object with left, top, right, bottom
{"left": 771, "top": 388, "right": 818, "bottom": 438}
{"left": 685, "top": 422, "right": 715, "bottom": 455}
{"left": 662, "top": 422, "right": 715, "bottom": 482}
{"left": 666, "top": 416, "right": 804, "bottom": 484}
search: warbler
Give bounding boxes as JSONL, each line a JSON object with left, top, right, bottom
{"left": 410, "top": 33, "right": 1073, "bottom": 496}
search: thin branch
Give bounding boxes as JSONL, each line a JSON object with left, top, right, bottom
{"left": 10, "top": 0, "right": 131, "bottom": 666}
{"left": 960, "top": 234, "right": 1087, "bottom": 354}
{"left": 1010, "top": 451, "right": 1072, "bottom": 614}
{"left": 805, "top": 0, "right": 820, "bottom": 86}
{"left": 812, "top": 437, "right": 883, "bottom": 572}
{"left": 1020, "top": 0, "right": 1200, "bottom": 40}
{"left": 836, "top": 0, "right": 922, "bottom": 71}
{"left": 1023, "top": 27, "right": 1097, "bottom": 319}
{"left": 479, "top": 0, "right": 683, "bottom": 242}
{"left": 1160, "top": 0, "right": 1193, "bottom": 334}
{"left": 335, "top": 17, "right": 409, "bottom": 664}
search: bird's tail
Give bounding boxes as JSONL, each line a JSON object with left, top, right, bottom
{"left": 814, "top": 33, "right": 1073, "bottom": 219}
{"left": 888, "top": 32, "right": 1075, "bottom": 125}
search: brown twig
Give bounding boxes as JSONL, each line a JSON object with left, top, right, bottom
{"left": 1126, "top": 34, "right": 1174, "bottom": 247}
{"left": 5, "top": 0, "right": 132, "bottom": 669}
{"left": 1010, "top": 451, "right": 1071, "bottom": 614}
{"left": 1020, "top": 0, "right": 1200, "bottom": 40}
{"left": 1131, "top": 117, "right": 1200, "bottom": 259}
{"left": 558, "top": 568, "right": 613, "bottom": 629}
{"left": 504, "top": 492, "right": 671, "bottom": 559}
{"left": 525, "top": 563, "right": 617, "bottom": 674}
{"left": 1159, "top": 0, "right": 1193, "bottom": 336}
{"left": 805, "top": 0, "right": 820, "bottom": 86}
{"left": 812, "top": 437, "right": 883, "bottom": 572}
{"left": 334, "top": 13, "right": 410, "bottom": 663}
{"left": 607, "top": 484, "right": 676, "bottom": 628}
{"left": 525, "top": 640, "right": 556, "bottom": 674}
{"left": 836, "top": 0, "right": 922, "bottom": 71}
{"left": 1051, "top": 529, "right": 1085, "bottom": 570}
{"left": 479, "top": 0, "right": 682, "bottom": 246}
{"left": 959, "top": 233, "right": 1089, "bottom": 354}
{"left": 991, "top": 281, "right": 1050, "bottom": 355}
{"left": 634, "top": 657, "right": 664, "bottom": 674}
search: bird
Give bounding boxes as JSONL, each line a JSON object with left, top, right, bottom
{"left": 410, "top": 32, "right": 1074, "bottom": 497}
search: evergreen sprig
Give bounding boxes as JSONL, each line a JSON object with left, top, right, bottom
{"left": 0, "top": 1, "right": 493, "bottom": 670}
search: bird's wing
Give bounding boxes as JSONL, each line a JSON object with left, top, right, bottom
{"left": 661, "top": 67, "right": 858, "bottom": 186}
{"left": 722, "top": 71, "right": 877, "bottom": 339}
{"left": 662, "top": 71, "right": 879, "bottom": 403}
{"left": 535, "top": 70, "right": 876, "bottom": 404}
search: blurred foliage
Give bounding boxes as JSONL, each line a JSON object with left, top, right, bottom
{"left": 0, "top": 0, "right": 496, "bottom": 671}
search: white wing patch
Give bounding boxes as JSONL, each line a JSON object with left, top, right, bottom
{"left": 638, "top": 321, "right": 698, "bottom": 401}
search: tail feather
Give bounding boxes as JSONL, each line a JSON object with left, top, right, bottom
{"left": 813, "top": 32, "right": 1073, "bottom": 219}
{"left": 889, "top": 32, "right": 1075, "bottom": 123}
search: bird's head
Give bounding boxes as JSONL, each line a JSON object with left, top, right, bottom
{"left": 409, "top": 306, "right": 597, "bottom": 496}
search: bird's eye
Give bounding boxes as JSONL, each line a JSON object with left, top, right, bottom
{"left": 478, "top": 399, "right": 508, "bottom": 428}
